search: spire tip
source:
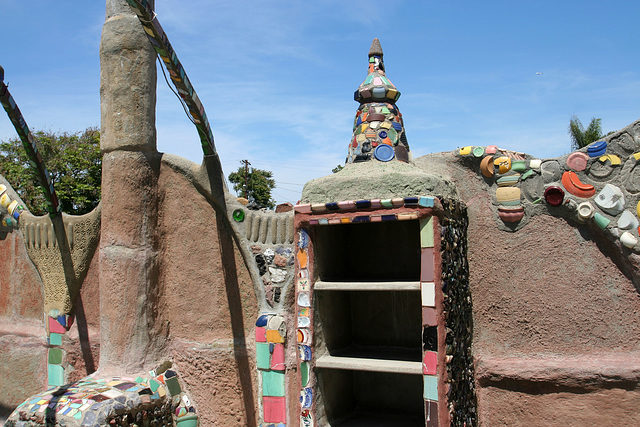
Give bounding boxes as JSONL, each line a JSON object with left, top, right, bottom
{"left": 369, "top": 38, "right": 383, "bottom": 57}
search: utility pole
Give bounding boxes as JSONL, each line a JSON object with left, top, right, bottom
{"left": 241, "top": 159, "right": 251, "bottom": 199}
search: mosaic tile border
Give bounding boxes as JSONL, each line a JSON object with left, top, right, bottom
{"left": 6, "top": 363, "right": 197, "bottom": 427}
{"left": 294, "top": 196, "right": 437, "bottom": 216}
{"left": 295, "top": 198, "right": 444, "bottom": 426}
{"left": 255, "top": 313, "right": 287, "bottom": 426}
{"left": 295, "top": 229, "right": 313, "bottom": 427}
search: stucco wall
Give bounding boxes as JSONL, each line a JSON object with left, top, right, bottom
{"left": 0, "top": 224, "right": 101, "bottom": 418}
{"left": 416, "top": 152, "right": 640, "bottom": 425}
{"left": 0, "top": 156, "right": 261, "bottom": 426}
{"left": 0, "top": 229, "right": 45, "bottom": 419}
{"left": 155, "top": 160, "right": 259, "bottom": 425}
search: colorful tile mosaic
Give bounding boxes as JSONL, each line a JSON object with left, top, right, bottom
{"left": 43, "top": 309, "right": 75, "bottom": 388}
{"left": 255, "top": 314, "right": 287, "bottom": 425}
{"left": 347, "top": 39, "right": 410, "bottom": 164}
{"left": 294, "top": 228, "right": 314, "bottom": 426}
{"left": 5, "top": 362, "right": 196, "bottom": 427}
{"left": 457, "top": 135, "right": 640, "bottom": 252}
{"left": 227, "top": 206, "right": 297, "bottom": 311}
{"left": 295, "top": 198, "right": 445, "bottom": 425}
{"left": 294, "top": 196, "right": 437, "bottom": 217}
{"left": 0, "top": 184, "right": 24, "bottom": 228}
{"left": 0, "top": 184, "right": 26, "bottom": 228}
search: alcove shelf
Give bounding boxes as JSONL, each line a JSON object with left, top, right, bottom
{"left": 310, "top": 217, "right": 427, "bottom": 426}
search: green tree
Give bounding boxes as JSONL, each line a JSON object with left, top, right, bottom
{"left": 0, "top": 128, "right": 101, "bottom": 215}
{"left": 228, "top": 164, "right": 276, "bottom": 209}
{"left": 332, "top": 164, "right": 344, "bottom": 173}
{"left": 569, "top": 115, "right": 603, "bottom": 151}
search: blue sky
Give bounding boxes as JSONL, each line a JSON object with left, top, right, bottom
{"left": 1, "top": 1, "right": 639, "bottom": 205}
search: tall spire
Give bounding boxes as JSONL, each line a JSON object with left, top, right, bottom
{"left": 348, "top": 38, "right": 410, "bottom": 164}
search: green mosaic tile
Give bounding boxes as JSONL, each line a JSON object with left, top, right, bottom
{"left": 301, "top": 362, "right": 310, "bottom": 387}
{"left": 420, "top": 217, "right": 434, "bottom": 248}
{"left": 49, "top": 333, "right": 62, "bottom": 346}
{"left": 165, "top": 376, "right": 182, "bottom": 396}
{"left": 48, "top": 348, "right": 63, "bottom": 365}
{"left": 48, "top": 364, "right": 64, "bottom": 387}
{"left": 262, "top": 370, "right": 285, "bottom": 397}
{"left": 256, "top": 342, "right": 271, "bottom": 370}
{"left": 387, "top": 127, "right": 398, "bottom": 143}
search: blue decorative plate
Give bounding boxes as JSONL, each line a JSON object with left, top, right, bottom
{"left": 374, "top": 144, "right": 395, "bottom": 162}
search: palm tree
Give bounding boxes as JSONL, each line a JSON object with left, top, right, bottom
{"left": 569, "top": 115, "right": 603, "bottom": 151}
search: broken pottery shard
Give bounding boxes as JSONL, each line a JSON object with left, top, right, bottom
{"left": 297, "top": 292, "right": 311, "bottom": 307}
{"left": 529, "top": 159, "right": 542, "bottom": 169}
{"left": 593, "top": 212, "right": 611, "bottom": 230}
{"left": 620, "top": 231, "right": 638, "bottom": 248}
{"left": 480, "top": 156, "right": 494, "bottom": 178}
{"left": 268, "top": 266, "right": 286, "bottom": 283}
{"left": 561, "top": 171, "right": 596, "bottom": 198}
{"left": 594, "top": 184, "right": 625, "bottom": 215}
{"left": 567, "top": 152, "right": 589, "bottom": 171}
{"left": 618, "top": 210, "right": 639, "bottom": 230}
{"left": 577, "top": 202, "right": 595, "bottom": 220}
{"left": 496, "top": 187, "right": 521, "bottom": 205}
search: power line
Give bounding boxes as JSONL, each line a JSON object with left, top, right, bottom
{"left": 248, "top": 159, "right": 330, "bottom": 171}
{"left": 272, "top": 192, "right": 297, "bottom": 204}
{"left": 275, "top": 181, "right": 304, "bottom": 186}
{"left": 274, "top": 186, "right": 302, "bottom": 194}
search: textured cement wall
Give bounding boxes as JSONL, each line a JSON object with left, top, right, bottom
{"left": 0, "top": 229, "right": 44, "bottom": 419}
{"left": 0, "top": 229, "right": 43, "bottom": 320}
{"left": 0, "top": 160, "right": 261, "bottom": 425}
{"left": 0, "top": 221, "right": 102, "bottom": 420}
{"left": 155, "top": 161, "right": 260, "bottom": 425}
{"left": 416, "top": 152, "right": 640, "bottom": 425}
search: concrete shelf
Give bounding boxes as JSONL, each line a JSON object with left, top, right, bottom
{"left": 316, "top": 355, "right": 422, "bottom": 375}
{"left": 331, "top": 344, "right": 422, "bottom": 363}
{"left": 314, "top": 280, "right": 422, "bottom": 291}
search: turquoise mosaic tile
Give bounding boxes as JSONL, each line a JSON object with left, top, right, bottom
{"left": 423, "top": 375, "right": 438, "bottom": 401}
{"left": 262, "top": 370, "right": 285, "bottom": 397}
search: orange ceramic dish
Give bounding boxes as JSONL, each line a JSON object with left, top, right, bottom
{"left": 480, "top": 156, "right": 494, "bottom": 178}
{"left": 561, "top": 171, "right": 596, "bottom": 198}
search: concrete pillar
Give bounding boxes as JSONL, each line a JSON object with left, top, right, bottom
{"left": 101, "top": 0, "right": 157, "bottom": 153}
{"left": 98, "top": 0, "right": 164, "bottom": 375}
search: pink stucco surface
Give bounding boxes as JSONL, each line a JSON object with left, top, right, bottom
{"left": 0, "top": 229, "right": 45, "bottom": 417}
{"left": 417, "top": 153, "right": 640, "bottom": 425}
{"left": 155, "top": 163, "right": 259, "bottom": 425}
